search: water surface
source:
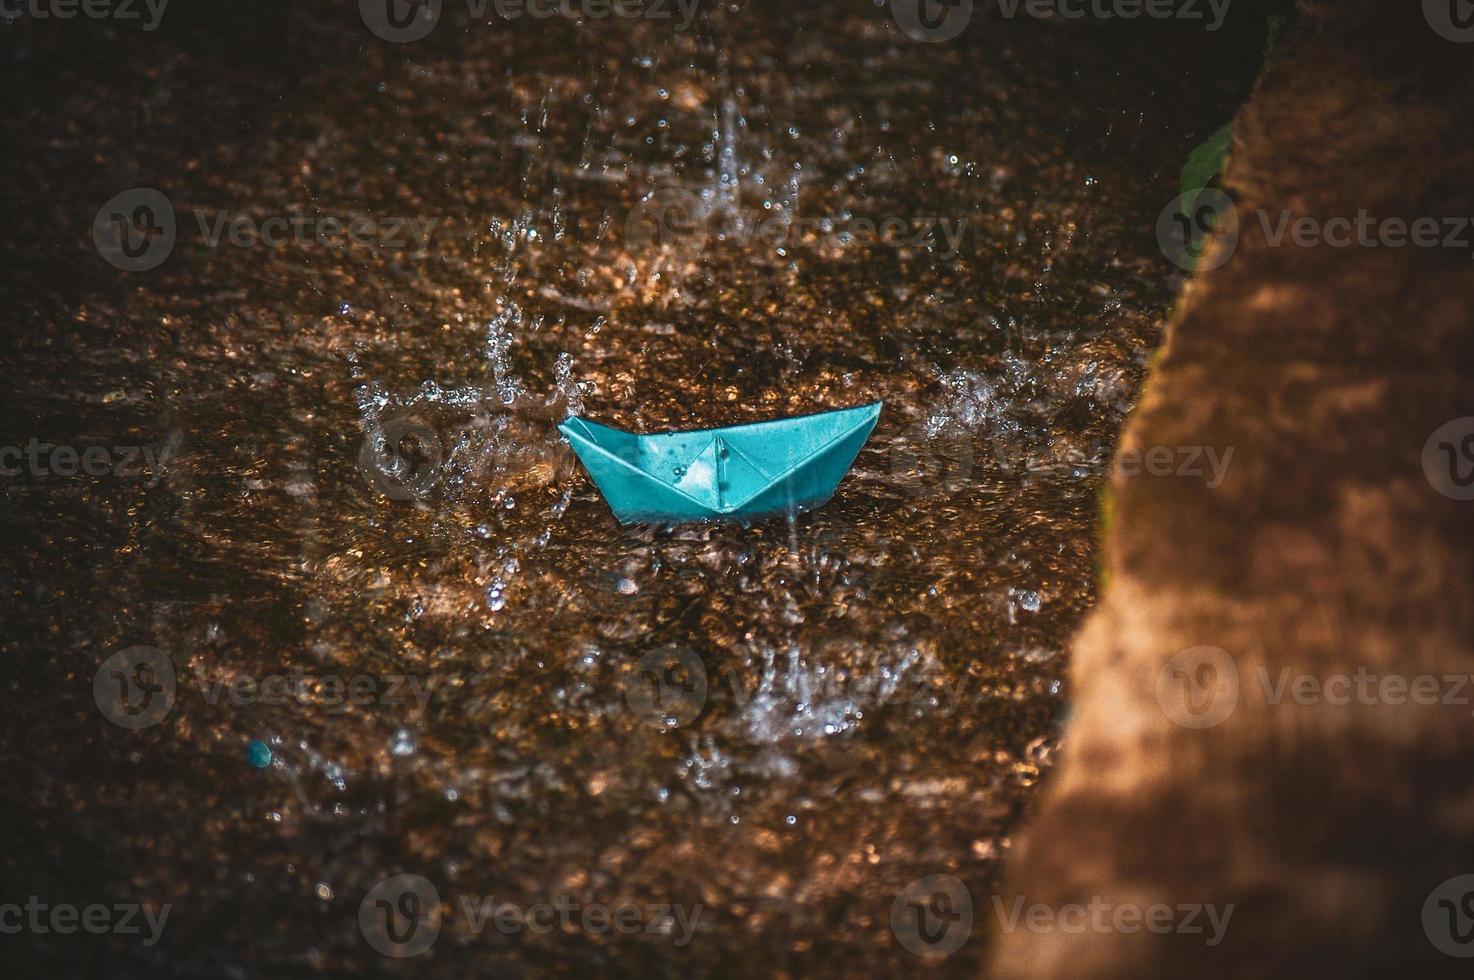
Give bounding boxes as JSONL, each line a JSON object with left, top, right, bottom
{"left": 1, "top": 3, "right": 1265, "bottom": 974}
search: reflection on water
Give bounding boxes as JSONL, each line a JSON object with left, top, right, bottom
{"left": 2, "top": 1, "right": 1264, "bottom": 974}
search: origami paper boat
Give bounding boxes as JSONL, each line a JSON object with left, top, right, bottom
{"left": 559, "top": 402, "right": 882, "bottom": 524}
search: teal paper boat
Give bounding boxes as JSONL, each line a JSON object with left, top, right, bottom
{"left": 559, "top": 402, "right": 882, "bottom": 524}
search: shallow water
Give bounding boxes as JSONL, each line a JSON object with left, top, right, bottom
{"left": 2, "top": 3, "right": 1265, "bottom": 975}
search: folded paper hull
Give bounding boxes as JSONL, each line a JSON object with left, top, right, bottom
{"left": 558, "top": 402, "right": 882, "bottom": 524}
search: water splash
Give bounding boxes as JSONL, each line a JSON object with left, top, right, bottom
{"left": 548, "top": 351, "right": 590, "bottom": 419}
{"left": 485, "top": 303, "right": 526, "bottom": 408}
{"left": 731, "top": 644, "right": 933, "bottom": 745}
{"left": 717, "top": 95, "right": 744, "bottom": 237}
{"left": 350, "top": 366, "right": 412, "bottom": 485}
{"left": 925, "top": 367, "right": 1006, "bottom": 436}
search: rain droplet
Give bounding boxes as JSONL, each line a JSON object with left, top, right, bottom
{"left": 246, "top": 739, "right": 272, "bottom": 769}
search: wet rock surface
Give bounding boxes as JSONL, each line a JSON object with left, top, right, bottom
{"left": 993, "top": 3, "right": 1474, "bottom": 976}
{"left": 2, "top": 3, "right": 1267, "bottom": 975}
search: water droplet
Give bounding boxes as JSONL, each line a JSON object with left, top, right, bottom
{"left": 246, "top": 739, "right": 272, "bottom": 769}
{"left": 390, "top": 729, "right": 416, "bottom": 757}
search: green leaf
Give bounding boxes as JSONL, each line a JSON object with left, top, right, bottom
{"left": 1263, "top": 13, "right": 1286, "bottom": 62}
{"left": 1171, "top": 9, "right": 1286, "bottom": 272}
{"left": 1180, "top": 122, "right": 1232, "bottom": 203}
